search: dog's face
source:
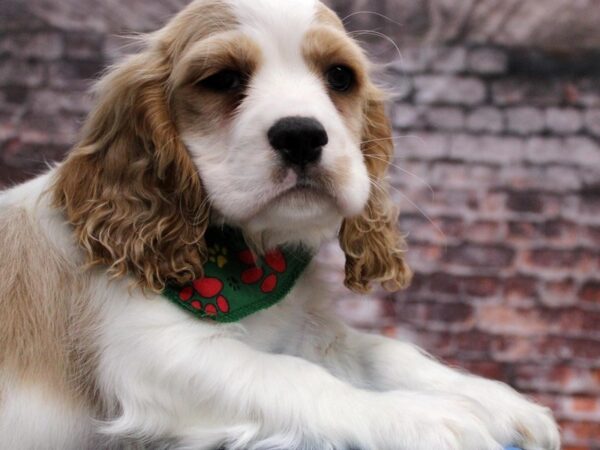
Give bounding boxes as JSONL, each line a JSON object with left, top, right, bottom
{"left": 53, "top": 0, "right": 412, "bottom": 293}
{"left": 171, "top": 0, "right": 370, "bottom": 238}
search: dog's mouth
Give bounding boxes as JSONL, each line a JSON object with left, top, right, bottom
{"left": 234, "top": 167, "right": 339, "bottom": 224}
{"left": 275, "top": 170, "right": 334, "bottom": 202}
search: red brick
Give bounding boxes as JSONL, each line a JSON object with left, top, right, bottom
{"left": 509, "top": 220, "right": 583, "bottom": 246}
{"left": 579, "top": 188, "right": 600, "bottom": 217}
{"left": 428, "top": 272, "right": 461, "bottom": 295}
{"left": 579, "top": 282, "right": 600, "bottom": 304}
{"left": 424, "top": 302, "right": 474, "bottom": 324}
{"left": 561, "top": 420, "right": 600, "bottom": 442}
{"left": 444, "top": 244, "right": 515, "bottom": 268}
{"left": 571, "top": 396, "right": 599, "bottom": 413}
{"left": 508, "top": 221, "right": 538, "bottom": 241}
{"left": 523, "top": 248, "right": 589, "bottom": 270}
{"left": 478, "top": 306, "right": 549, "bottom": 336}
{"left": 493, "top": 335, "right": 538, "bottom": 362}
{"left": 464, "top": 221, "right": 503, "bottom": 242}
{"left": 544, "top": 220, "right": 582, "bottom": 246}
{"left": 450, "top": 331, "right": 500, "bottom": 354}
{"left": 492, "top": 78, "right": 565, "bottom": 106}
{"left": 506, "top": 192, "right": 544, "bottom": 213}
{"left": 407, "top": 243, "right": 443, "bottom": 265}
{"left": 540, "top": 279, "right": 577, "bottom": 307}
{"left": 455, "top": 360, "right": 508, "bottom": 381}
{"left": 552, "top": 308, "right": 600, "bottom": 335}
{"left": 463, "top": 276, "right": 499, "bottom": 297}
{"left": 514, "top": 365, "right": 600, "bottom": 394}
{"left": 479, "top": 191, "right": 507, "bottom": 214}
{"left": 539, "top": 336, "right": 600, "bottom": 362}
{"left": 437, "top": 216, "right": 466, "bottom": 238}
{"left": 503, "top": 276, "right": 538, "bottom": 304}
{"left": 588, "top": 225, "right": 600, "bottom": 246}
{"left": 416, "top": 188, "right": 479, "bottom": 212}
{"left": 525, "top": 392, "right": 561, "bottom": 411}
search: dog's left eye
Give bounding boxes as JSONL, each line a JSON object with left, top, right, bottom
{"left": 326, "top": 65, "right": 355, "bottom": 92}
{"left": 200, "top": 70, "right": 244, "bottom": 92}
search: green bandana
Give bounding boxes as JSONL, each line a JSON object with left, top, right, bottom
{"left": 163, "top": 227, "right": 313, "bottom": 323}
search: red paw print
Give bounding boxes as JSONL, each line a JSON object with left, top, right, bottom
{"left": 238, "top": 249, "right": 286, "bottom": 293}
{"left": 178, "top": 277, "right": 230, "bottom": 316}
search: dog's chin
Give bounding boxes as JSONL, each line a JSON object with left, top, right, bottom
{"left": 252, "top": 187, "right": 340, "bottom": 229}
{"left": 232, "top": 187, "right": 342, "bottom": 248}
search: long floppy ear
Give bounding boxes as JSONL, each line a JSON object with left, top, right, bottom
{"left": 339, "top": 86, "right": 413, "bottom": 294}
{"left": 52, "top": 47, "right": 209, "bottom": 292}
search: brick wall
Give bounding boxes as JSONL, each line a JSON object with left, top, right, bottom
{"left": 1, "top": 1, "right": 600, "bottom": 448}
{"left": 326, "top": 45, "right": 600, "bottom": 449}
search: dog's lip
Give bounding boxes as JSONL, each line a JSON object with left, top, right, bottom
{"left": 280, "top": 173, "right": 332, "bottom": 198}
{"left": 276, "top": 183, "right": 327, "bottom": 203}
{"left": 240, "top": 171, "right": 337, "bottom": 222}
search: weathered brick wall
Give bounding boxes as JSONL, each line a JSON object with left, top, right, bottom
{"left": 331, "top": 45, "right": 600, "bottom": 450}
{"left": 1, "top": 1, "right": 600, "bottom": 448}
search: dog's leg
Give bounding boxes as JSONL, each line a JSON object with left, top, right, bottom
{"left": 302, "top": 321, "right": 560, "bottom": 450}
{"left": 94, "top": 288, "right": 502, "bottom": 450}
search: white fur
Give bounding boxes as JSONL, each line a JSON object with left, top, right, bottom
{"left": 0, "top": 381, "right": 94, "bottom": 450}
{"left": 0, "top": 175, "right": 560, "bottom": 450}
{"left": 0, "top": 1, "right": 560, "bottom": 449}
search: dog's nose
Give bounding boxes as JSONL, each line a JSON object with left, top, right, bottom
{"left": 268, "top": 116, "right": 328, "bottom": 167}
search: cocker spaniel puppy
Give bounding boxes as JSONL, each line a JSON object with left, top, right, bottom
{"left": 0, "top": 0, "right": 560, "bottom": 449}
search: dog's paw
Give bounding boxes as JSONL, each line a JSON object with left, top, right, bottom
{"left": 455, "top": 378, "right": 561, "bottom": 450}
{"left": 358, "top": 391, "right": 504, "bottom": 450}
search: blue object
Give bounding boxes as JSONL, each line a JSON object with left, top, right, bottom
{"left": 505, "top": 447, "right": 522, "bottom": 450}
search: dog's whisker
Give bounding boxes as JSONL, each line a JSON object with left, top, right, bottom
{"left": 368, "top": 176, "right": 447, "bottom": 246}
{"left": 362, "top": 153, "right": 435, "bottom": 197}
{"left": 359, "top": 134, "right": 428, "bottom": 146}
{"left": 341, "top": 10, "right": 404, "bottom": 29}
{"left": 347, "top": 30, "right": 403, "bottom": 63}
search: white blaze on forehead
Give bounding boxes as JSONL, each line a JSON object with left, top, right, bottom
{"left": 225, "top": 0, "right": 318, "bottom": 62}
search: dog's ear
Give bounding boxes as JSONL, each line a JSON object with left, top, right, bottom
{"left": 339, "top": 86, "right": 413, "bottom": 294}
{"left": 52, "top": 48, "right": 209, "bottom": 292}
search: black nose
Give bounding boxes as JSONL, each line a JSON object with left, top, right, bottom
{"left": 267, "top": 116, "right": 328, "bottom": 167}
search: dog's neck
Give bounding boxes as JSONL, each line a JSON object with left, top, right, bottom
{"left": 209, "top": 211, "right": 342, "bottom": 256}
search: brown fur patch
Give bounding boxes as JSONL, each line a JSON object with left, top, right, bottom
{"left": 302, "top": 26, "right": 369, "bottom": 90}
{"left": 155, "top": 0, "right": 239, "bottom": 63}
{"left": 51, "top": 0, "right": 238, "bottom": 292}
{"left": 339, "top": 85, "right": 413, "bottom": 293}
{"left": 314, "top": 3, "right": 345, "bottom": 30}
{"left": 172, "top": 32, "right": 263, "bottom": 135}
{"left": 0, "top": 207, "right": 96, "bottom": 404}
{"left": 302, "top": 26, "right": 368, "bottom": 135}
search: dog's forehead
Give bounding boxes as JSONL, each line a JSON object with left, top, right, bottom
{"left": 225, "top": 0, "right": 320, "bottom": 51}
{"left": 227, "top": 0, "right": 319, "bottom": 27}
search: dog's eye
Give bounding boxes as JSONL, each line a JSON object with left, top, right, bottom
{"left": 200, "top": 70, "right": 244, "bottom": 92}
{"left": 326, "top": 65, "right": 355, "bottom": 92}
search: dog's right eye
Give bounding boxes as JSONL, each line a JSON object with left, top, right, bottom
{"left": 199, "top": 70, "right": 245, "bottom": 92}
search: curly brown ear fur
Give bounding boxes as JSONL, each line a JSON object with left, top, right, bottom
{"left": 339, "top": 86, "right": 413, "bottom": 294}
{"left": 52, "top": 47, "right": 209, "bottom": 292}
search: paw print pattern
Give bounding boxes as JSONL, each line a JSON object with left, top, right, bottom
{"left": 238, "top": 249, "right": 287, "bottom": 293}
{"left": 208, "top": 244, "right": 228, "bottom": 268}
{"left": 227, "top": 275, "right": 241, "bottom": 292}
{"left": 163, "top": 225, "right": 313, "bottom": 324}
{"left": 178, "top": 277, "right": 230, "bottom": 317}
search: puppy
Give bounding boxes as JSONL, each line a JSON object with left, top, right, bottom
{"left": 0, "top": 0, "right": 560, "bottom": 449}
